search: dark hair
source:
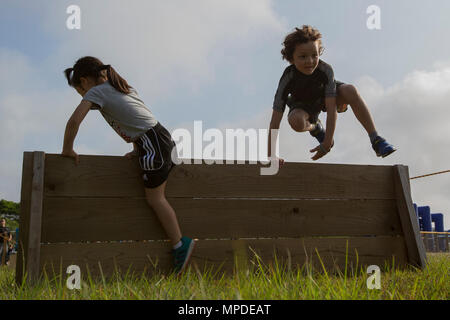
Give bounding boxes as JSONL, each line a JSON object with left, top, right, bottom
{"left": 64, "top": 56, "right": 132, "bottom": 94}
{"left": 281, "top": 25, "right": 324, "bottom": 62}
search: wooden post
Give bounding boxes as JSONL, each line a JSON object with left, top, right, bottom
{"left": 26, "top": 151, "right": 45, "bottom": 283}
{"left": 16, "top": 153, "right": 33, "bottom": 284}
{"left": 419, "top": 233, "right": 425, "bottom": 251}
{"left": 393, "top": 165, "right": 427, "bottom": 268}
{"left": 425, "top": 234, "right": 430, "bottom": 252}
{"left": 434, "top": 233, "right": 440, "bottom": 252}
{"left": 445, "top": 233, "right": 450, "bottom": 252}
{"left": 445, "top": 233, "right": 449, "bottom": 252}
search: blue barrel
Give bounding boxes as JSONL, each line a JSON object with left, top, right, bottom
{"left": 431, "top": 213, "right": 444, "bottom": 232}
{"left": 418, "top": 206, "right": 432, "bottom": 231}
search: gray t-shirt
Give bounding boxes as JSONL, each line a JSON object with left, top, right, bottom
{"left": 83, "top": 82, "right": 158, "bottom": 142}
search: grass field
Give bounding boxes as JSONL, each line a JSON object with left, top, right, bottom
{"left": 0, "top": 253, "right": 448, "bottom": 300}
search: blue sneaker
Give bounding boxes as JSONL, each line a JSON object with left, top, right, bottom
{"left": 372, "top": 136, "right": 396, "bottom": 158}
{"left": 173, "top": 236, "right": 195, "bottom": 275}
{"left": 309, "top": 119, "right": 326, "bottom": 143}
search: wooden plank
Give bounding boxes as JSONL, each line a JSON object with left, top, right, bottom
{"left": 26, "top": 151, "right": 45, "bottom": 283}
{"left": 40, "top": 236, "right": 408, "bottom": 278}
{"left": 41, "top": 198, "right": 402, "bottom": 243}
{"left": 15, "top": 152, "right": 34, "bottom": 284}
{"left": 393, "top": 165, "right": 427, "bottom": 268}
{"left": 43, "top": 154, "right": 145, "bottom": 198}
{"left": 43, "top": 154, "right": 395, "bottom": 199}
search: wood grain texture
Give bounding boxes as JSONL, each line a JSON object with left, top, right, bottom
{"left": 40, "top": 237, "right": 408, "bottom": 278}
{"left": 15, "top": 152, "right": 34, "bottom": 284}
{"left": 18, "top": 152, "right": 420, "bottom": 283}
{"left": 41, "top": 198, "right": 402, "bottom": 242}
{"left": 394, "top": 165, "right": 427, "bottom": 268}
{"left": 27, "top": 151, "right": 45, "bottom": 283}
{"left": 43, "top": 154, "right": 395, "bottom": 199}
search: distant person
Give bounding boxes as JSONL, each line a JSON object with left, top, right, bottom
{"left": 0, "top": 218, "right": 12, "bottom": 265}
{"left": 268, "top": 25, "right": 396, "bottom": 163}
{"left": 62, "top": 57, "right": 195, "bottom": 275}
{"left": 14, "top": 227, "right": 19, "bottom": 252}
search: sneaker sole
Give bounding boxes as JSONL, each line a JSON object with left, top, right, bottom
{"left": 377, "top": 148, "right": 397, "bottom": 158}
{"left": 176, "top": 240, "right": 196, "bottom": 276}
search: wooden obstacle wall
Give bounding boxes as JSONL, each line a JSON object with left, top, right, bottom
{"left": 16, "top": 151, "right": 426, "bottom": 283}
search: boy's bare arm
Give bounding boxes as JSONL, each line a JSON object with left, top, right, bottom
{"left": 311, "top": 97, "right": 337, "bottom": 161}
{"left": 268, "top": 110, "right": 283, "bottom": 158}
{"left": 323, "top": 97, "right": 337, "bottom": 151}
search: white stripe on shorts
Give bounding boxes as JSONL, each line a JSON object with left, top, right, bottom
{"left": 143, "top": 134, "right": 155, "bottom": 170}
{"left": 139, "top": 128, "right": 165, "bottom": 171}
{"left": 140, "top": 134, "right": 153, "bottom": 170}
{"left": 150, "top": 127, "right": 164, "bottom": 169}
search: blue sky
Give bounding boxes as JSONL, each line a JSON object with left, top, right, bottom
{"left": 2, "top": 1, "right": 449, "bottom": 93}
{"left": 1, "top": 0, "right": 449, "bottom": 228}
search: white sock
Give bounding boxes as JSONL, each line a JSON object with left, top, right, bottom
{"left": 173, "top": 240, "right": 182, "bottom": 250}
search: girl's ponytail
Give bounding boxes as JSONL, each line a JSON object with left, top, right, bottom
{"left": 64, "top": 56, "right": 132, "bottom": 94}
{"left": 64, "top": 67, "right": 74, "bottom": 86}
{"left": 103, "top": 65, "right": 132, "bottom": 95}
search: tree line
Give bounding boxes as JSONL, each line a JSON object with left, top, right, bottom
{"left": 0, "top": 199, "right": 20, "bottom": 231}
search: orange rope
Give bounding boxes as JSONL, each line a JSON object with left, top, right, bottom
{"left": 420, "top": 231, "right": 450, "bottom": 235}
{"left": 410, "top": 170, "right": 450, "bottom": 180}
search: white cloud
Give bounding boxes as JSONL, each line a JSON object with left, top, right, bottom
{"left": 1, "top": 1, "right": 448, "bottom": 230}
{"left": 0, "top": 0, "right": 283, "bottom": 202}
{"left": 40, "top": 0, "right": 284, "bottom": 99}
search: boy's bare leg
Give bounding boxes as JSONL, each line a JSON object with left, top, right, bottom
{"left": 337, "top": 84, "right": 377, "bottom": 135}
{"left": 145, "top": 181, "right": 182, "bottom": 246}
{"left": 288, "top": 108, "right": 315, "bottom": 132}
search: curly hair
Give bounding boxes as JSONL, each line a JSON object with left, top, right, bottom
{"left": 281, "top": 25, "right": 324, "bottom": 62}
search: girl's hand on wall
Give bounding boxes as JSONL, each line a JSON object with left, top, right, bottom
{"left": 124, "top": 150, "right": 138, "bottom": 159}
{"left": 61, "top": 149, "right": 80, "bottom": 165}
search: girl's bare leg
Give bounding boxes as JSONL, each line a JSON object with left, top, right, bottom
{"left": 144, "top": 181, "right": 182, "bottom": 246}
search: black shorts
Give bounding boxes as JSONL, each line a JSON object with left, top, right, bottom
{"left": 134, "top": 122, "right": 177, "bottom": 189}
{"left": 287, "top": 80, "right": 345, "bottom": 123}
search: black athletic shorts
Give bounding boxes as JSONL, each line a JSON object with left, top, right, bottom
{"left": 287, "top": 80, "right": 345, "bottom": 123}
{"left": 134, "top": 122, "right": 177, "bottom": 189}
